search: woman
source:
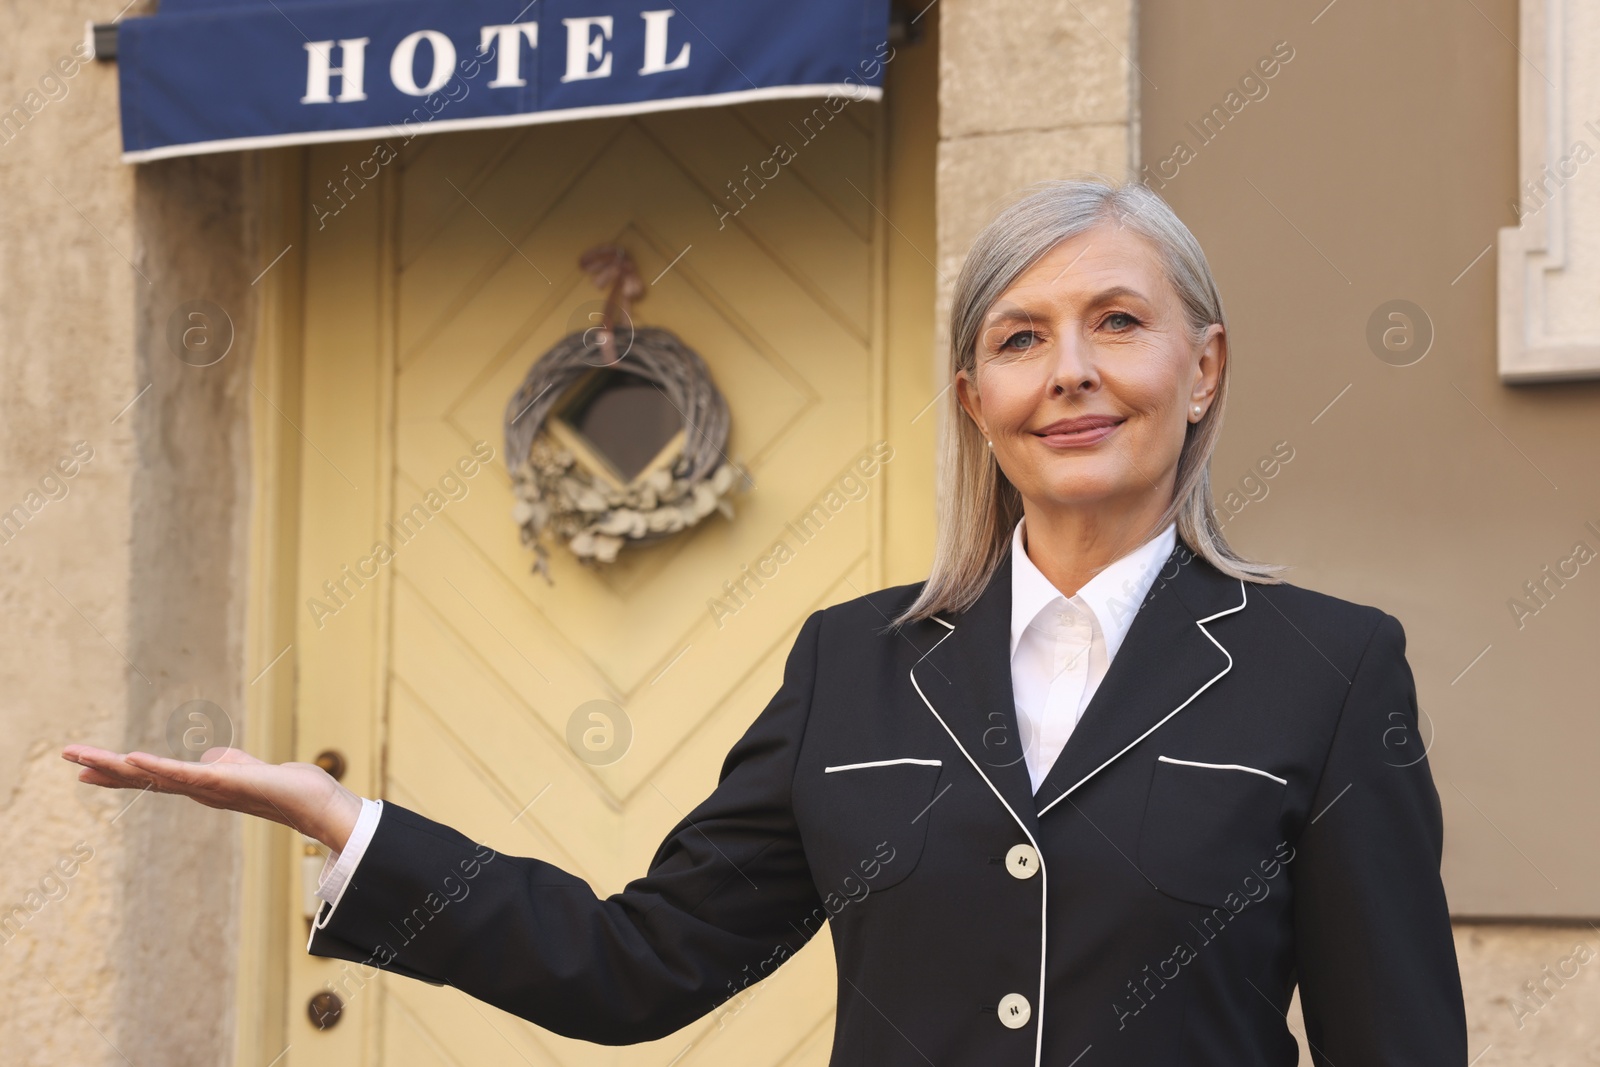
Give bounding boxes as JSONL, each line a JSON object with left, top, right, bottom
{"left": 63, "top": 177, "right": 1467, "bottom": 1066}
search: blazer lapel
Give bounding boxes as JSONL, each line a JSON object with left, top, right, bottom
{"left": 1033, "top": 542, "right": 1248, "bottom": 818}
{"left": 908, "top": 549, "right": 1042, "bottom": 841}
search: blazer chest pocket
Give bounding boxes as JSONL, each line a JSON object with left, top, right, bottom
{"left": 1137, "top": 756, "right": 1288, "bottom": 909}
{"left": 807, "top": 759, "right": 943, "bottom": 896}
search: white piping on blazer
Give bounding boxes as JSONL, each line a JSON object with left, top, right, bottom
{"left": 1156, "top": 754, "right": 1287, "bottom": 786}
{"left": 908, "top": 579, "right": 1248, "bottom": 1067}
{"left": 824, "top": 758, "right": 943, "bottom": 773}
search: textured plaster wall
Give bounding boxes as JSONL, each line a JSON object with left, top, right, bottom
{"left": 934, "top": 0, "right": 1137, "bottom": 360}
{"left": 1455, "top": 925, "right": 1600, "bottom": 1063}
{"left": 0, "top": 2, "right": 257, "bottom": 1064}
{"left": 114, "top": 151, "right": 258, "bottom": 1065}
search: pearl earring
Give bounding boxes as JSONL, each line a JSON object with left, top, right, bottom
{"left": 987, "top": 439, "right": 993, "bottom": 448}
{"left": 1192, "top": 405, "right": 1203, "bottom": 417}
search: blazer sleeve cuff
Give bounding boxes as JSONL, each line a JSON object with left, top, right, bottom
{"left": 305, "top": 801, "right": 494, "bottom": 987}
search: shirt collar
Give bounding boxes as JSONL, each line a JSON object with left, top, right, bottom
{"left": 1009, "top": 517, "right": 1177, "bottom": 661}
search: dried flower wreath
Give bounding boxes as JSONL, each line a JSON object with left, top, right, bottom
{"left": 502, "top": 245, "right": 744, "bottom": 578}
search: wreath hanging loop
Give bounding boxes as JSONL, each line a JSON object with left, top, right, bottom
{"left": 503, "top": 244, "right": 743, "bottom": 579}
{"left": 578, "top": 244, "right": 645, "bottom": 369}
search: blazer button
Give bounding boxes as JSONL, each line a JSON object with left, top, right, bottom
{"left": 1004, "top": 843, "right": 1041, "bottom": 879}
{"left": 997, "top": 992, "right": 1032, "bottom": 1028}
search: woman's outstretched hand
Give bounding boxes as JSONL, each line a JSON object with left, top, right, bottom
{"left": 61, "top": 745, "right": 364, "bottom": 852}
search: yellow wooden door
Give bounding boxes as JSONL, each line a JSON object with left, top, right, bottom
{"left": 279, "top": 73, "right": 935, "bottom": 1067}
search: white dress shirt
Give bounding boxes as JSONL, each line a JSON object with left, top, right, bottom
{"left": 1009, "top": 518, "right": 1176, "bottom": 793}
{"left": 314, "top": 518, "right": 1178, "bottom": 914}
{"left": 311, "top": 796, "right": 382, "bottom": 921}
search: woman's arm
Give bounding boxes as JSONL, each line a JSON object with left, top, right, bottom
{"left": 65, "top": 610, "right": 827, "bottom": 1045}
{"left": 1290, "top": 612, "right": 1467, "bottom": 1066}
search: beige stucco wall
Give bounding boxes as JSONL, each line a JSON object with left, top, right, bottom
{"left": 0, "top": 3, "right": 256, "bottom": 1064}
{"left": 934, "top": 0, "right": 1136, "bottom": 361}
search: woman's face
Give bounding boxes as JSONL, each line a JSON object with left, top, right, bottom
{"left": 955, "top": 221, "right": 1225, "bottom": 522}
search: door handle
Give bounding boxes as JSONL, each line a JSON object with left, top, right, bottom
{"left": 313, "top": 749, "right": 347, "bottom": 781}
{"left": 308, "top": 989, "right": 344, "bottom": 1029}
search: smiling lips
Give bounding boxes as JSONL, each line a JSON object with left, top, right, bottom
{"left": 1032, "top": 414, "right": 1125, "bottom": 447}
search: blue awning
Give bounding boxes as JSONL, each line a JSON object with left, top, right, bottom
{"left": 116, "top": 0, "right": 891, "bottom": 162}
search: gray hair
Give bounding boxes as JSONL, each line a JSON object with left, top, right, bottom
{"left": 892, "top": 175, "right": 1284, "bottom": 627}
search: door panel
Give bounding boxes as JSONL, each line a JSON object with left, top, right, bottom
{"left": 287, "top": 93, "right": 918, "bottom": 1067}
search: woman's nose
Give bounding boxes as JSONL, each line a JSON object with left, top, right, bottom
{"left": 1047, "top": 332, "right": 1099, "bottom": 396}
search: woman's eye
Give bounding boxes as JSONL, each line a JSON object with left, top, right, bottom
{"left": 1001, "top": 330, "right": 1038, "bottom": 351}
{"left": 1102, "top": 312, "right": 1142, "bottom": 331}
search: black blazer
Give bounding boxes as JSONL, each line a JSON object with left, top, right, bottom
{"left": 309, "top": 538, "right": 1467, "bottom": 1066}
